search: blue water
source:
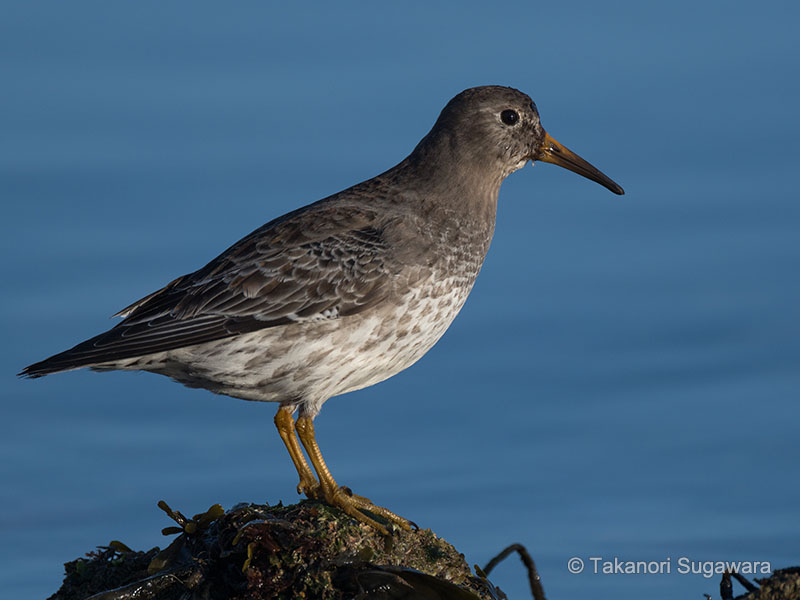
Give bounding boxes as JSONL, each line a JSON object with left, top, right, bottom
{"left": 2, "top": 3, "right": 799, "bottom": 598}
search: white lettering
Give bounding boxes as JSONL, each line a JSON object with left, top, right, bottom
{"left": 576, "top": 556, "right": 770, "bottom": 579}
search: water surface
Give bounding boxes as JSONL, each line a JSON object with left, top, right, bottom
{"left": 1, "top": 3, "right": 799, "bottom": 598}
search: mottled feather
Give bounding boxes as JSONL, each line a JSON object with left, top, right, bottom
{"left": 21, "top": 202, "right": 401, "bottom": 376}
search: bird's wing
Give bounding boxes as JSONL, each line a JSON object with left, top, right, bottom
{"left": 21, "top": 203, "right": 402, "bottom": 376}
{"left": 124, "top": 206, "right": 393, "bottom": 326}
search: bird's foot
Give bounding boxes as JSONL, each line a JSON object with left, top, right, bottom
{"left": 290, "top": 414, "right": 416, "bottom": 535}
{"left": 296, "top": 474, "right": 321, "bottom": 498}
{"left": 321, "top": 485, "right": 415, "bottom": 535}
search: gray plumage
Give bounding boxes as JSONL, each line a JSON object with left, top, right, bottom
{"left": 21, "top": 85, "right": 623, "bottom": 420}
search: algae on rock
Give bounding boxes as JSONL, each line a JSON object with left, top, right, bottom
{"left": 49, "top": 500, "right": 504, "bottom": 600}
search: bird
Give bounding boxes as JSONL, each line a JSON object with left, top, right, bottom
{"left": 20, "top": 86, "right": 624, "bottom": 534}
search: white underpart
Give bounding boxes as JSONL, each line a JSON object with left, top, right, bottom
{"left": 110, "top": 272, "right": 474, "bottom": 418}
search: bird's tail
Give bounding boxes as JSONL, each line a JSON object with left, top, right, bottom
{"left": 18, "top": 330, "right": 115, "bottom": 378}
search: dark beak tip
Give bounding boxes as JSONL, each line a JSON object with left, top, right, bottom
{"left": 537, "top": 133, "right": 624, "bottom": 197}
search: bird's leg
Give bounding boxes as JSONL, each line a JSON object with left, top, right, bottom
{"left": 274, "top": 406, "right": 319, "bottom": 497}
{"left": 294, "top": 415, "right": 413, "bottom": 535}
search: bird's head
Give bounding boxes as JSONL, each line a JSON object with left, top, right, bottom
{"left": 427, "top": 86, "right": 624, "bottom": 195}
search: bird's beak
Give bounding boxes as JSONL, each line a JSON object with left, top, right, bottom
{"left": 534, "top": 132, "right": 624, "bottom": 195}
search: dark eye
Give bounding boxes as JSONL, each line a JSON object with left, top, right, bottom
{"left": 500, "top": 109, "right": 519, "bottom": 126}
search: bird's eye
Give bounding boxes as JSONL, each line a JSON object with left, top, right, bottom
{"left": 500, "top": 109, "right": 519, "bottom": 126}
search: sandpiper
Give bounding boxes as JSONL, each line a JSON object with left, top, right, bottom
{"left": 21, "top": 86, "right": 623, "bottom": 533}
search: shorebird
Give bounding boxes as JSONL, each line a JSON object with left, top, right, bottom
{"left": 21, "top": 86, "right": 623, "bottom": 533}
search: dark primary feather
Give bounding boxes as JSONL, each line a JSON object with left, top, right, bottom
{"left": 20, "top": 200, "right": 400, "bottom": 378}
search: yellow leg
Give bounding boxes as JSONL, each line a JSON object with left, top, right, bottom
{"left": 295, "top": 415, "right": 413, "bottom": 535}
{"left": 274, "top": 406, "right": 319, "bottom": 497}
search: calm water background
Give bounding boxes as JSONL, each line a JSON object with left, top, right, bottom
{"left": 2, "top": 2, "right": 799, "bottom": 598}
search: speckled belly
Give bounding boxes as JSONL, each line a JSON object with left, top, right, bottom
{"left": 129, "top": 273, "right": 475, "bottom": 416}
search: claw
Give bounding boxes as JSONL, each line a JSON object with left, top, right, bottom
{"left": 275, "top": 408, "right": 417, "bottom": 535}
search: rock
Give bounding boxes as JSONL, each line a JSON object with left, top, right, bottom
{"left": 48, "top": 500, "right": 504, "bottom": 600}
{"left": 731, "top": 567, "right": 800, "bottom": 600}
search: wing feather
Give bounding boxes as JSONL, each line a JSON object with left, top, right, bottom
{"left": 21, "top": 203, "right": 401, "bottom": 378}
